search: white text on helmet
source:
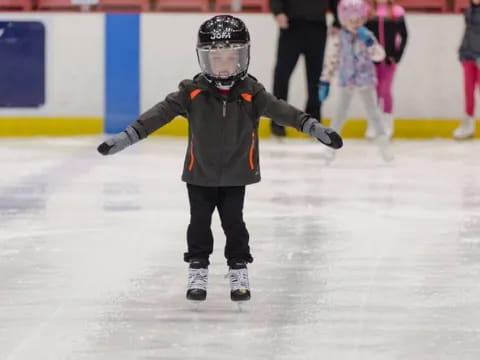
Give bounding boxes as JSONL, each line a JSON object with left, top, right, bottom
{"left": 210, "top": 30, "right": 232, "bottom": 40}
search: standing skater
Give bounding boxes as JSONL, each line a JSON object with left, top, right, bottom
{"left": 269, "top": 0, "right": 341, "bottom": 138}
{"left": 454, "top": 0, "right": 480, "bottom": 139}
{"left": 319, "top": 0, "right": 393, "bottom": 162}
{"left": 366, "top": 0, "right": 408, "bottom": 139}
{"left": 97, "top": 15, "right": 343, "bottom": 303}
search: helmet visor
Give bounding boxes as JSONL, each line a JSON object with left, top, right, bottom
{"left": 197, "top": 43, "right": 249, "bottom": 80}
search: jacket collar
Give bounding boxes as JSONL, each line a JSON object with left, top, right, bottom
{"left": 193, "top": 73, "right": 260, "bottom": 101}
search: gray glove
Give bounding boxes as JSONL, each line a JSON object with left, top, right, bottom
{"left": 97, "top": 126, "right": 140, "bottom": 155}
{"left": 302, "top": 118, "right": 343, "bottom": 149}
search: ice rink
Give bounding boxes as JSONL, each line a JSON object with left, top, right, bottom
{"left": 0, "top": 137, "right": 479, "bottom": 360}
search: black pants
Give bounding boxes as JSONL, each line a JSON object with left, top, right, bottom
{"left": 271, "top": 21, "right": 328, "bottom": 136}
{"left": 184, "top": 184, "right": 253, "bottom": 267}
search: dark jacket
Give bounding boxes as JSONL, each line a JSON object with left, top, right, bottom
{"left": 366, "top": 9, "right": 408, "bottom": 65}
{"left": 131, "top": 74, "right": 309, "bottom": 187}
{"left": 459, "top": 5, "right": 480, "bottom": 61}
{"left": 270, "top": 0, "right": 340, "bottom": 26}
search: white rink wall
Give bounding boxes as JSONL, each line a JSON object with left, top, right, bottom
{"left": 143, "top": 13, "right": 468, "bottom": 120}
{"left": 0, "top": 13, "right": 473, "bottom": 120}
{"left": 0, "top": 13, "right": 104, "bottom": 117}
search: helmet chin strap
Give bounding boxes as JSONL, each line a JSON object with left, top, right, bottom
{"left": 215, "top": 80, "right": 235, "bottom": 89}
{"left": 202, "top": 74, "right": 235, "bottom": 88}
{"left": 203, "top": 72, "right": 248, "bottom": 89}
{"left": 215, "top": 73, "right": 249, "bottom": 88}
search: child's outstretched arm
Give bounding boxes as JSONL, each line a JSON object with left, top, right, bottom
{"left": 97, "top": 83, "right": 191, "bottom": 156}
{"left": 255, "top": 90, "right": 343, "bottom": 149}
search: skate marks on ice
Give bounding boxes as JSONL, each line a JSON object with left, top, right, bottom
{"left": 0, "top": 138, "right": 480, "bottom": 359}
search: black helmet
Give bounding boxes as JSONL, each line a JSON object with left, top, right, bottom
{"left": 196, "top": 15, "right": 250, "bottom": 86}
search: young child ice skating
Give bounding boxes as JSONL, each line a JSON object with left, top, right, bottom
{"left": 97, "top": 15, "right": 343, "bottom": 303}
{"left": 366, "top": 0, "right": 408, "bottom": 139}
{"left": 455, "top": 0, "right": 480, "bottom": 139}
{"left": 319, "top": 0, "right": 393, "bottom": 161}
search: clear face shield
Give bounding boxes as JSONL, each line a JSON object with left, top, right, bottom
{"left": 196, "top": 43, "right": 249, "bottom": 81}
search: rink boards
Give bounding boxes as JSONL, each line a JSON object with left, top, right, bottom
{"left": 0, "top": 13, "right": 477, "bottom": 138}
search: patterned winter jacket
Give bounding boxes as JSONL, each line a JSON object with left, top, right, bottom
{"left": 321, "top": 28, "right": 385, "bottom": 88}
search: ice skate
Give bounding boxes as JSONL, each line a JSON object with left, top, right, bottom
{"left": 365, "top": 121, "right": 377, "bottom": 140}
{"left": 384, "top": 113, "right": 394, "bottom": 139}
{"left": 374, "top": 134, "right": 394, "bottom": 162}
{"left": 366, "top": 113, "right": 394, "bottom": 140}
{"left": 453, "top": 116, "right": 475, "bottom": 140}
{"left": 227, "top": 262, "right": 251, "bottom": 303}
{"left": 186, "top": 259, "right": 208, "bottom": 302}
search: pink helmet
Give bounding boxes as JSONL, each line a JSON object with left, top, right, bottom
{"left": 338, "top": 0, "right": 370, "bottom": 23}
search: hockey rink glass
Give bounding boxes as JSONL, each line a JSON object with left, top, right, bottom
{"left": 197, "top": 44, "right": 249, "bottom": 80}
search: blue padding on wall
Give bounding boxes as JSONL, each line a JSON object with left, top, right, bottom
{"left": 105, "top": 14, "right": 140, "bottom": 134}
{"left": 0, "top": 21, "right": 45, "bottom": 107}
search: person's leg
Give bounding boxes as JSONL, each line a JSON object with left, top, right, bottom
{"left": 464, "top": 61, "right": 477, "bottom": 117}
{"left": 366, "top": 64, "right": 387, "bottom": 139}
{"left": 304, "top": 23, "right": 328, "bottom": 121}
{"left": 380, "top": 64, "right": 397, "bottom": 115}
{"left": 359, "top": 86, "right": 394, "bottom": 161}
{"left": 217, "top": 186, "right": 252, "bottom": 301}
{"left": 217, "top": 186, "right": 252, "bottom": 266}
{"left": 185, "top": 184, "right": 218, "bottom": 301}
{"left": 375, "top": 64, "right": 384, "bottom": 110}
{"left": 320, "top": 87, "right": 355, "bottom": 162}
{"left": 272, "top": 26, "right": 303, "bottom": 137}
{"left": 184, "top": 184, "right": 217, "bottom": 265}
{"left": 453, "top": 61, "right": 477, "bottom": 139}
{"left": 370, "top": 64, "right": 397, "bottom": 137}
{"left": 330, "top": 87, "right": 355, "bottom": 133}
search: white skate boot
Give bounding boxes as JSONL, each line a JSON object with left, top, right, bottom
{"left": 228, "top": 262, "right": 251, "bottom": 302}
{"left": 366, "top": 114, "right": 394, "bottom": 139}
{"left": 186, "top": 259, "right": 208, "bottom": 302}
{"left": 384, "top": 113, "right": 394, "bottom": 139}
{"left": 453, "top": 116, "right": 475, "bottom": 140}
{"left": 365, "top": 121, "right": 376, "bottom": 140}
{"left": 374, "top": 134, "right": 394, "bottom": 162}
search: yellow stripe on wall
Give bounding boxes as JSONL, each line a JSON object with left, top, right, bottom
{"left": 0, "top": 116, "right": 477, "bottom": 138}
{"left": 0, "top": 117, "right": 103, "bottom": 136}
{"left": 153, "top": 116, "right": 478, "bottom": 139}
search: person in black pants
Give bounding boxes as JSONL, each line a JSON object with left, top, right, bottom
{"left": 270, "top": 0, "right": 341, "bottom": 137}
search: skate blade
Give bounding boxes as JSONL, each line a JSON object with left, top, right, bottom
{"left": 380, "top": 152, "right": 394, "bottom": 162}
{"left": 188, "top": 300, "right": 204, "bottom": 311}
{"left": 235, "top": 302, "right": 248, "bottom": 312}
{"left": 453, "top": 134, "right": 475, "bottom": 140}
